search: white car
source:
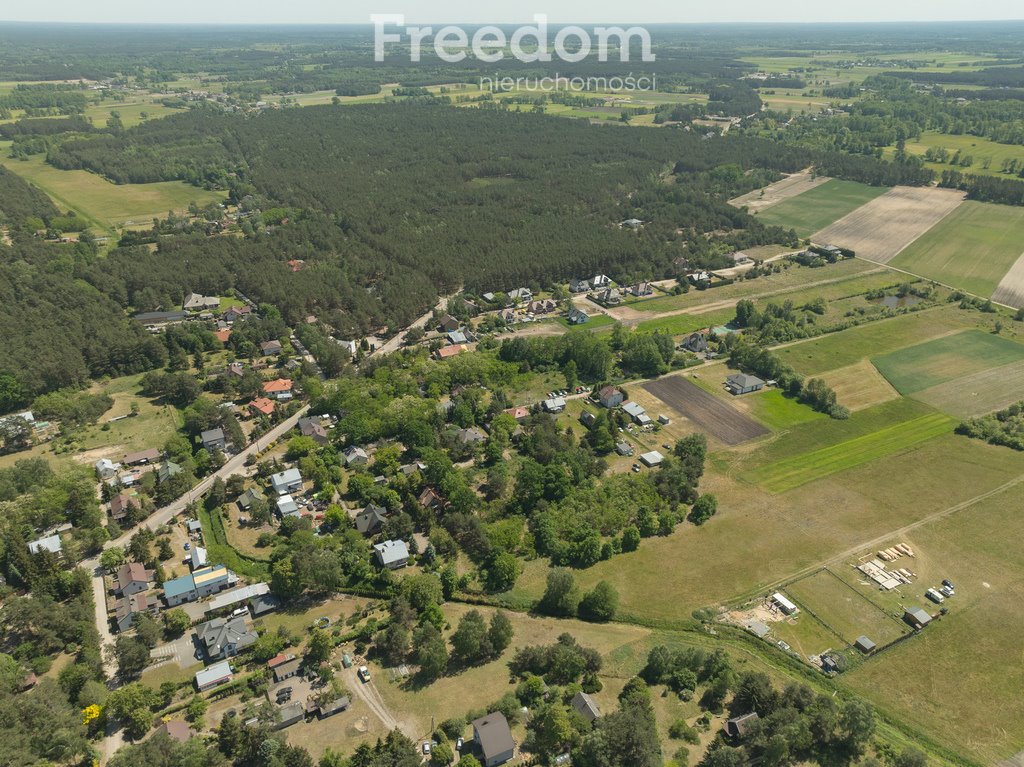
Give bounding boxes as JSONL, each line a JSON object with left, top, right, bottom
{"left": 422, "top": 742, "right": 431, "bottom": 756}
{"left": 358, "top": 666, "right": 370, "bottom": 683}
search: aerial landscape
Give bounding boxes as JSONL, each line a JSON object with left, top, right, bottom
{"left": 1, "top": 5, "right": 1024, "bottom": 767}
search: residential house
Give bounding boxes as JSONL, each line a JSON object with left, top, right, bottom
{"left": 436, "top": 314, "right": 460, "bottom": 333}
{"left": 183, "top": 292, "right": 220, "bottom": 311}
{"left": 343, "top": 445, "right": 369, "bottom": 467}
{"left": 95, "top": 458, "right": 118, "bottom": 480}
{"left": 598, "top": 288, "right": 622, "bottom": 305}
{"left": 276, "top": 701, "right": 306, "bottom": 730}
{"left": 598, "top": 386, "right": 624, "bottom": 409}
{"left": 620, "top": 218, "right": 643, "bottom": 229}
{"left": 115, "top": 592, "right": 154, "bottom": 632}
{"left": 591, "top": 275, "right": 611, "bottom": 288}
{"left": 435, "top": 344, "right": 468, "bottom": 360}
{"left": 456, "top": 427, "right": 487, "bottom": 445}
{"left": 615, "top": 441, "right": 634, "bottom": 457}
{"left": 223, "top": 306, "right": 252, "bottom": 324}
{"left": 195, "top": 660, "right": 233, "bottom": 692}
{"left": 725, "top": 373, "right": 765, "bottom": 396}
{"left": 163, "top": 565, "right": 233, "bottom": 607}
{"left": 260, "top": 340, "right": 283, "bottom": 356}
{"left": 197, "top": 615, "right": 258, "bottom": 659}
{"left": 569, "top": 278, "right": 590, "bottom": 293}
{"left": 270, "top": 468, "right": 303, "bottom": 495}
{"left": 269, "top": 655, "right": 301, "bottom": 683}
{"left": 317, "top": 697, "right": 351, "bottom": 719}
{"left": 201, "top": 428, "right": 226, "bottom": 452}
{"left": 335, "top": 339, "right": 358, "bottom": 358}
{"left": 418, "top": 487, "right": 444, "bottom": 511}
{"left": 155, "top": 720, "right": 194, "bottom": 743}
{"left": 249, "top": 397, "right": 276, "bottom": 418}
{"left": 508, "top": 287, "right": 533, "bottom": 304}
{"left": 399, "top": 461, "right": 427, "bottom": 476}
{"left": 356, "top": 504, "right": 389, "bottom": 535}
{"left": 726, "top": 712, "right": 759, "bottom": 738}
{"left": 629, "top": 282, "right": 653, "bottom": 297}
{"left": 109, "top": 492, "right": 137, "bottom": 522}
{"left": 27, "top": 535, "right": 62, "bottom": 556}
{"left": 679, "top": 332, "right": 709, "bottom": 354}
{"left": 115, "top": 562, "right": 153, "bottom": 596}
{"left": 263, "top": 378, "right": 293, "bottom": 401}
{"left": 498, "top": 309, "right": 516, "bottom": 324}
{"left": 237, "top": 487, "right": 265, "bottom": 513}
{"left": 571, "top": 691, "right": 601, "bottom": 723}
{"left": 227, "top": 361, "right": 245, "bottom": 378}
{"left": 622, "top": 401, "right": 647, "bottom": 423}
{"left": 123, "top": 448, "right": 160, "bottom": 466}
{"left": 157, "top": 462, "right": 182, "bottom": 484}
{"left": 543, "top": 397, "right": 566, "bottom": 413}
{"left": 527, "top": 299, "right": 558, "bottom": 315}
{"left": 298, "top": 417, "right": 329, "bottom": 444}
{"left": 503, "top": 406, "right": 530, "bottom": 421}
{"left": 579, "top": 410, "right": 597, "bottom": 428}
{"left": 215, "top": 328, "right": 232, "bottom": 344}
{"left": 567, "top": 307, "right": 589, "bottom": 325}
{"left": 447, "top": 330, "right": 468, "bottom": 345}
{"left": 373, "top": 539, "right": 410, "bottom": 569}
{"left": 688, "top": 271, "right": 712, "bottom": 286}
{"left": 639, "top": 450, "right": 664, "bottom": 467}
{"left": 672, "top": 256, "right": 690, "bottom": 275}
{"left": 473, "top": 712, "right": 516, "bottom": 767}
{"left": 277, "top": 495, "right": 301, "bottom": 518}
{"left": 191, "top": 546, "right": 209, "bottom": 570}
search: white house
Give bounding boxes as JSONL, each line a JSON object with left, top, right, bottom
{"left": 270, "top": 468, "right": 303, "bottom": 496}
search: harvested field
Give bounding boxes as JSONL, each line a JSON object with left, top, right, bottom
{"left": 642, "top": 375, "right": 769, "bottom": 446}
{"left": 728, "top": 169, "right": 830, "bottom": 213}
{"left": 992, "top": 251, "right": 1024, "bottom": 308}
{"left": 743, "top": 412, "right": 955, "bottom": 493}
{"left": 913, "top": 359, "right": 1024, "bottom": 419}
{"left": 754, "top": 179, "right": 890, "bottom": 236}
{"left": 873, "top": 329, "right": 1024, "bottom": 395}
{"left": 818, "top": 359, "right": 900, "bottom": 412}
{"left": 811, "top": 186, "right": 965, "bottom": 264}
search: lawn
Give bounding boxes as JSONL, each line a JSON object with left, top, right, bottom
{"left": 753, "top": 179, "right": 890, "bottom": 236}
{"left": 889, "top": 201, "right": 1024, "bottom": 297}
{"left": 872, "top": 329, "right": 1024, "bottom": 394}
{"left": 844, "top": 485, "right": 1024, "bottom": 764}
{"left": 0, "top": 155, "right": 225, "bottom": 234}
{"left": 741, "top": 412, "right": 955, "bottom": 493}
{"left": 634, "top": 307, "right": 737, "bottom": 335}
{"left": 784, "top": 570, "right": 909, "bottom": 647}
{"left": 743, "top": 388, "right": 826, "bottom": 431}
{"left": 774, "top": 306, "right": 977, "bottom": 376}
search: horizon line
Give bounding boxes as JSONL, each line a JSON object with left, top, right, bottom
{"left": 3, "top": 18, "right": 1024, "bottom": 26}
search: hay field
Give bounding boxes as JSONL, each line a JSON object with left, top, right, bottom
{"left": 890, "top": 201, "right": 1024, "bottom": 298}
{"left": 872, "top": 330, "right": 1024, "bottom": 395}
{"left": 811, "top": 186, "right": 965, "bottom": 264}
{"left": 913, "top": 359, "right": 1024, "bottom": 418}
{"left": 753, "top": 179, "right": 890, "bottom": 236}
{"left": 818, "top": 359, "right": 900, "bottom": 412}
{"left": 728, "top": 169, "right": 831, "bottom": 213}
{"left": 992, "top": 251, "right": 1024, "bottom": 309}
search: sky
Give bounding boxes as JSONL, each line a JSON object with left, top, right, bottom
{"left": 2, "top": 0, "right": 1022, "bottom": 25}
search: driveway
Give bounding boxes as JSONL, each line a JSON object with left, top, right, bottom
{"left": 150, "top": 632, "right": 201, "bottom": 669}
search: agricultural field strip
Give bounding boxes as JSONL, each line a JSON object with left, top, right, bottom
{"left": 642, "top": 375, "right": 770, "bottom": 446}
{"left": 754, "top": 179, "right": 892, "bottom": 236}
{"left": 744, "top": 413, "right": 955, "bottom": 493}
{"left": 992, "top": 250, "right": 1024, "bottom": 309}
{"left": 728, "top": 169, "right": 829, "bottom": 212}
{"left": 912, "top": 358, "right": 1024, "bottom": 419}
{"left": 811, "top": 186, "right": 966, "bottom": 265}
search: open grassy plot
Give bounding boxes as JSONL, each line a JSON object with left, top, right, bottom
{"left": 0, "top": 155, "right": 225, "bottom": 233}
{"left": 872, "top": 329, "right": 1024, "bottom": 394}
{"left": 913, "top": 358, "right": 1024, "bottom": 418}
{"left": 774, "top": 307, "right": 977, "bottom": 376}
{"left": 811, "top": 186, "right": 965, "bottom": 265}
{"left": 753, "top": 179, "right": 890, "bottom": 236}
{"left": 633, "top": 307, "right": 736, "bottom": 336}
{"left": 642, "top": 375, "right": 770, "bottom": 446}
{"left": 888, "top": 130, "right": 1024, "bottom": 180}
{"left": 844, "top": 485, "right": 1024, "bottom": 764}
{"left": 889, "top": 201, "right": 1024, "bottom": 297}
{"left": 817, "top": 359, "right": 900, "bottom": 412}
{"left": 741, "top": 388, "right": 827, "bottom": 431}
{"left": 729, "top": 169, "right": 830, "bottom": 213}
{"left": 992, "top": 252, "right": 1024, "bottom": 309}
{"left": 742, "top": 412, "right": 955, "bottom": 493}
{"left": 784, "top": 569, "right": 909, "bottom": 647}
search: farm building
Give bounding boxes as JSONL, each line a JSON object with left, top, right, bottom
{"left": 622, "top": 402, "right": 648, "bottom": 423}
{"left": 904, "top": 607, "right": 932, "bottom": 629}
{"left": 725, "top": 373, "right": 766, "bottom": 395}
{"left": 473, "top": 712, "right": 516, "bottom": 767}
{"left": 317, "top": 697, "right": 351, "bottom": 719}
{"left": 771, "top": 592, "right": 798, "bottom": 615}
{"left": 195, "top": 661, "right": 233, "bottom": 692}
{"left": 854, "top": 636, "right": 877, "bottom": 654}
{"left": 639, "top": 450, "right": 664, "bottom": 467}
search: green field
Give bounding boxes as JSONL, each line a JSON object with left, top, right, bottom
{"left": 872, "top": 329, "right": 1024, "bottom": 394}
{"left": 0, "top": 154, "right": 225, "bottom": 234}
{"left": 754, "top": 179, "right": 890, "bottom": 236}
{"left": 742, "top": 412, "right": 955, "bottom": 493}
{"left": 889, "top": 201, "right": 1024, "bottom": 297}
{"left": 784, "top": 570, "right": 909, "bottom": 647}
{"left": 913, "top": 359, "right": 1024, "bottom": 418}
{"left": 634, "top": 307, "right": 736, "bottom": 335}
{"left": 744, "top": 388, "right": 827, "bottom": 431}
{"left": 887, "top": 130, "right": 1024, "bottom": 180}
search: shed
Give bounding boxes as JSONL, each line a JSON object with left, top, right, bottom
{"left": 854, "top": 636, "right": 876, "bottom": 654}
{"left": 639, "top": 450, "right": 664, "bottom": 467}
{"left": 726, "top": 711, "right": 759, "bottom": 738}
{"left": 771, "top": 592, "right": 798, "bottom": 616}
{"left": 275, "top": 701, "right": 305, "bottom": 730}
{"left": 317, "top": 697, "right": 351, "bottom": 719}
{"left": 615, "top": 441, "right": 634, "bottom": 457}
{"left": 543, "top": 397, "right": 566, "bottom": 413}
{"left": 195, "top": 660, "right": 233, "bottom": 691}
{"left": 904, "top": 607, "right": 932, "bottom": 629}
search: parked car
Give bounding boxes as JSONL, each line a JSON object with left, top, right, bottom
{"left": 422, "top": 743, "right": 431, "bottom": 756}
{"left": 456, "top": 738, "right": 464, "bottom": 751}
{"left": 358, "top": 666, "right": 371, "bottom": 683}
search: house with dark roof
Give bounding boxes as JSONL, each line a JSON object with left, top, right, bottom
{"left": 115, "top": 592, "right": 154, "bottom": 632}
{"left": 298, "top": 417, "right": 329, "bottom": 444}
{"left": 679, "top": 332, "right": 709, "bottom": 354}
{"left": 473, "top": 712, "right": 516, "bottom": 767}
{"left": 726, "top": 712, "right": 759, "bottom": 738}
{"left": 197, "top": 615, "right": 258, "bottom": 659}
{"left": 571, "top": 691, "right": 601, "bottom": 723}
{"left": 155, "top": 720, "right": 194, "bottom": 743}
{"left": 579, "top": 410, "right": 597, "bottom": 428}
{"left": 904, "top": 607, "right": 932, "bottom": 629}
{"left": 456, "top": 427, "right": 487, "bottom": 444}
{"left": 598, "top": 386, "right": 624, "bottom": 409}
{"left": 260, "top": 340, "right": 283, "bottom": 356}
{"left": 569, "top": 278, "right": 590, "bottom": 293}
{"left": 123, "top": 448, "right": 161, "bottom": 466}
{"left": 317, "top": 697, "right": 351, "bottom": 719}
{"left": 437, "top": 314, "right": 461, "bottom": 333}
{"left": 115, "top": 562, "right": 153, "bottom": 596}
{"left": 237, "top": 487, "right": 265, "bottom": 512}
{"left": 271, "top": 657, "right": 301, "bottom": 683}
{"left": 157, "top": 461, "right": 182, "bottom": 484}
{"left": 725, "top": 373, "right": 765, "bottom": 395}
{"left": 109, "top": 492, "right": 138, "bottom": 522}
{"left": 355, "top": 504, "right": 389, "bottom": 535}
{"left": 201, "top": 428, "right": 226, "bottom": 452}
{"left": 418, "top": 487, "right": 444, "bottom": 511}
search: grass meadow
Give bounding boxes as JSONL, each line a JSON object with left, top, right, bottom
{"left": 753, "top": 179, "right": 890, "bottom": 236}
{"left": 890, "top": 201, "right": 1024, "bottom": 297}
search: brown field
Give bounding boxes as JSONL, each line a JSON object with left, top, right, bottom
{"left": 818, "top": 359, "right": 900, "bottom": 412}
{"left": 642, "top": 375, "right": 770, "bottom": 446}
{"left": 812, "top": 186, "right": 965, "bottom": 264}
{"left": 912, "top": 358, "right": 1024, "bottom": 419}
{"left": 729, "top": 169, "right": 830, "bottom": 213}
{"left": 992, "top": 251, "right": 1024, "bottom": 308}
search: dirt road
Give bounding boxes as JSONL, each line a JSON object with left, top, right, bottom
{"left": 371, "top": 293, "right": 458, "bottom": 357}
{"left": 343, "top": 666, "right": 409, "bottom": 736}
